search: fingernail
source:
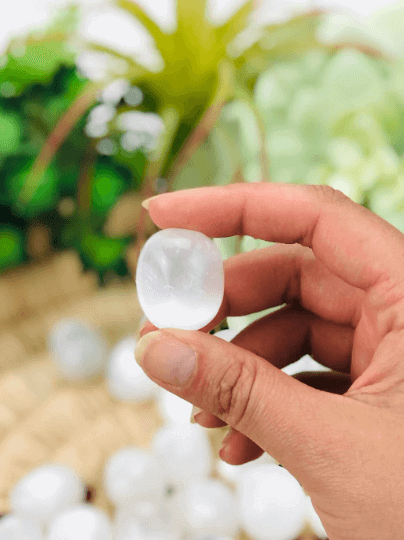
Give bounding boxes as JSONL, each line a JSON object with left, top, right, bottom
{"left": 135, "top": 331, "right": 197, "bottom": 387}
{"left": 190, "top": 405, "right": 203, "bottom": 424}
{"left": 138, "top": 320, "right": 150, "bottom": 337}
{"left": 142, "top": 195, "right": 160, "bottom": 210}
{"left": 219, "top": 428, "right": 233, "bottom": 454}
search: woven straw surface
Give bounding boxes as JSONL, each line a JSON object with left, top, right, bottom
{"left": 0, "top": 250, "right": 316, "bottom": 538}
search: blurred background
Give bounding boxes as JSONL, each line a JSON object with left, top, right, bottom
{"left": 1, "top": 0, "right": 404, "bottom": 538}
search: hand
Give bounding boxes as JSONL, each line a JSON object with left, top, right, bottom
{"left": 135, "top": 183, "right": 404, "bottom": 540}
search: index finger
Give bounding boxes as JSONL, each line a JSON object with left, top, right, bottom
{"left": 146, "top": 183, "right": 404, "bottom": 291}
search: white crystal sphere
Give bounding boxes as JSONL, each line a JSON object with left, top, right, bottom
{"left": 176, "top": 479, "right": 239, "bottom": 536}
{"left": 114, "top": 501, "right": 160, "bottom": 532}
{"left": 9, "top": 464, "right": 85, "bottom": 524}
{"left": 237, "top": 464, "right": 306, "bottom": 540}
{"left": 151, "top": 423, "right": 212, "bottom": 488}
{"left": 107, "top": 336, "right": 159, "bottom": 401}
{"left": 114, "top": 509, "right": 182, "bottom": 540}
{"left": 136, "top": 229, "right": 224, "bottom": 330}
{"left": 47, "top": 505, "right": 112, "bottom": 540}
{"left": 305, "top": 496, "right": 328, "bottom": 539}
{"left": 48, "top": 319, "right": 108, "bottom": 381}
{"left": 156, "top": 388, "right": 193, "bottom": 424}
{"left": 103, "top": 447, "right": 165, "bottom": 506}
{"left": 0, "top": 514, "right": 43, "bottom": 540}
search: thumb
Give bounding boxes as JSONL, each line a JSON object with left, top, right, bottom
{"left": 134, "top": 327, "right": 354, "bottom": 493}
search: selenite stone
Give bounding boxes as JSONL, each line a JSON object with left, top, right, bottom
{"left": 136, "top": 229, "right": 224, "bottom": 331}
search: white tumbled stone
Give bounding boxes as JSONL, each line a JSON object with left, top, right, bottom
{"left": 47, "top": 505, "right": 112, "bottom": 540}
{"left": 136, "top": 229, "right": 224, "bottom": 331}
{"left": 237, "top": 463, "right": 306, "bottom": 540}
{"left": 0, "top": 514, "right": 43, "bottom": 540}
{"left": 107, "top": 336, "right": 159, "bottom": 401}
{"left": 9, "top": 464, "right": 85, "bottom": 525}
{"left": 103, "top": 447, "right": 165, "bottom": 506}
{"left": 48, "top": 319, "right": 108, "bottom": 381}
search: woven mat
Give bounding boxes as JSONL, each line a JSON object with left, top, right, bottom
{"left": 0, "top": 251, "right": 316, "bottom": 538}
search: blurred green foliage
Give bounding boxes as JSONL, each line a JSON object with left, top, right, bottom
{"left": 0, "top": 0, "right": 404, "bottom": 287}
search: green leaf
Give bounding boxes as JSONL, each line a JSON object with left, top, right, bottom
{"left": 236, "top": 11, "right": 326, "bottom": 87}
{"left": 213, "top": 237, "right": 238, "bottom": 260}
{"left": 116, "top": 0, "right": 173, "bottom": 60}
{"left": 8, "top": 158, "right": 59, "bottom": 218}
{"left": 86, "top": 42, "right": 150, "bottom": 79}
{"left": 0, "top": 227, "right": 24, "bottom": 270}
{"left": 175, "top": 0, "right": 217, "bottom": 68}
{"left": 0, "top": 112, "right": 23, "bottom": 156}
{"left": 80, "top": 232, "right": 129, "bottom": 270}
{"left": 215, "top": 0, "right": 254, "bottom": 45}
{"left": 0, "top": 7, "right": 78, "bottom": 96}
{"left": 92, "top": 164, "right": 126, "bottom": 216}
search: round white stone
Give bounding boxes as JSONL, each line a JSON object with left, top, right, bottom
{"left": 136, "top": 229, "right": 224, "bottom": 331}
{"left": 47, "top": 505, "right": 112, "bottom": 540}
{"left": 114, "top": 501, "right": 160, "bottom": 532}
{"left": 176, "top": 479, "right": 239, "bottom": 536}
{"left": 156, "top": 388, "right": 193, "bottom": 424}
{"left": 107, "top": 336, "right": 159, "bottom": 401}
{"left": 237, "top": 464, "right": 306, "bottom": 540}
{"left": 103, "top": 447, "right": 165, "bottom": 506}
{"left": 0, "top": 514, "right": 43, "bottom": 540}
{"left": 305, "top": 496, "right": 328, "bottom": 539}
{"left": 114, "top": 507, "right": 182, "bottom": 540}
{"left": 151, "top": 423, "right": 212, "bottom": 489}
{"left": 9, "top": 464, "right": 85, "bottom": 524}
{"left": 48, "top": 319, "right": 108, "bottom": 381}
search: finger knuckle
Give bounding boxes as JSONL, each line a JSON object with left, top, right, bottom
{"left": 307, "top": 184, "right": 348, "bottom": 205}
{"left": 215, "top": 356, "right": 258, "bottom": 428}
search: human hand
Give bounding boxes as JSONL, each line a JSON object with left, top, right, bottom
{"left": 135, "top": 183, "right": 404, "bottom": 540}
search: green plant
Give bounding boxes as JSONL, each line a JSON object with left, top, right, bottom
{"left": 14, "top": 1, "right": 332, "bottom": 267}
{"left": 0, "top": 0, "right": 399, "bottom": 282}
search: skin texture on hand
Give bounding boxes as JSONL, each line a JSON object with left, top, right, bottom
{"left": 135, "top": 183, "right": 404, "bottom": 540}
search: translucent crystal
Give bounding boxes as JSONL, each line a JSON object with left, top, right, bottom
{"left": 237, "top": 464, "right": 306, "bottom": 540}
{"left": 48, "top": 319, "right": 108, "bottom": 381}
{"left": 305, "top": 496, "right": 328, "bottom": 539}
{"left": 114, "top": 504, "right": 183, "bottom": 540}
{"left": 0, "top": 514, "right": 43, "bottom": 540}
{"left": 103, "top": 447, "right": 165, "bottom": 506}
{"left": 47, "top": 505, "right": 112, "bottom": 540}
{"left": 107, "top": 336, "right": 159, "bottom": 401}
{"left": 176, "top": 479, "right": 239, "bottom": 537}
{"left": 151, "top": 423, "right": 212, "bottom": 489}
{"left": 136, "top": 229, "right": 224, "bottom": 331}
{"left": 9, "top": 464, "right": 85, "bottom": 524}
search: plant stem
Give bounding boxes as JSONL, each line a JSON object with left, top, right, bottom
{"left": 77, "top": 145, "right": 97, "bottom": 214}
{"left": 166, "top": 60, "right": 234, "bottom": 186}
{"left": 18, "top": 80, "right": 102, "bottom": 209}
